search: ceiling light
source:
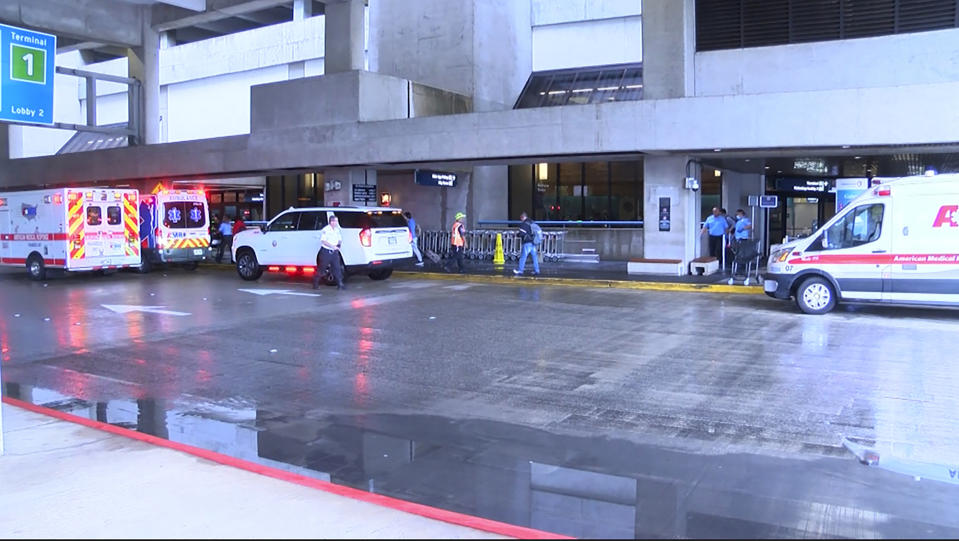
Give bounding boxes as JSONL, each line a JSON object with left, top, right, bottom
{"left": 841, "top": 145, "right": 850, "bottom": 149}
{"left": 713, "top": 148, "right": 721, "bottom": 152}
{"left": 714, "top": 170, "right": 721, "bottom": 177}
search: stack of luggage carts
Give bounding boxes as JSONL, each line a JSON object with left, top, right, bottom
{"left": 727, "top": 238, "right": 762, "bottom": 286}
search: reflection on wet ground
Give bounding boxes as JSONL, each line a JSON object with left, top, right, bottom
{"left": 4, "top": 269, "right": 959, "bottom": 539}
{"left": 6, "top": 384, "right": 959, "bottom": 539}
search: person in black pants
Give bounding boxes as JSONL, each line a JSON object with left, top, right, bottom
{"left": 701, "top": 207, "right": 727, "bottom": 262}
{"left": 313, "top": 215, "right": 345, "bottom": 290}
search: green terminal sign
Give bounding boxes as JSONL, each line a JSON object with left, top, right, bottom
{"left": 0, "top": 23, "right": 56, "bottom": 125}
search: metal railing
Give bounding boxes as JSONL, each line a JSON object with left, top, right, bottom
{"left": 478, "top": 220, "right": 644, "bottom": 228}
{"left": 419, "top": 229, "right": 567, "bottom": 262}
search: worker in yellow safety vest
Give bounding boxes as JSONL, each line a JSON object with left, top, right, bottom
{"left": 444, "top": 212, "right": 467, "bottom": 273}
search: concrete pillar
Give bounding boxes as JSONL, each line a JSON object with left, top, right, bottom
{"left": 471, "top": 166, "right": 507, "bottom": 228}
{"left": 370, "top": 0, "right": 532, "bottom": 112}
{"left": 641, "top": 0, "right": 695, "bottom": 99}
{"left": 643, "top": 155, "right": 700, "bottom": 272}
{"left": 323, "top": 167, "right": 376, "bottom": 207}
{"left": 325, "top": 0, "right": 364, "bottom": 74}
{"left": 128, "top": 7, "right": 161, "bottom": 144}
{"left": 293, "top": 0, "right": 313, "bottom": 20}
{"left": 0, "top": 123, "right": 9, "bottom": 162}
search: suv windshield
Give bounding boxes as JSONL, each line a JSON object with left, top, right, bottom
{"left": 334, "top": 211, "right": 408, "bottom": 229}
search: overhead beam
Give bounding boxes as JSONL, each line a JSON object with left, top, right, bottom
{"left": 233, "top": 6, "right": 292, "bottom": 25}
{"left": 0, "top": 0, "right": 143, "bottom": 47}
{"left": 160, "top": 0, "right": 207, "bottom": 11}
{"left": 194, "top": 17, "right": 260, "bottom": 35}
{"left": 152, "top": 0, "right": 293, "bottom": 32}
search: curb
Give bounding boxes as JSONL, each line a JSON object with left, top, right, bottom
{"left": 2, "top": 396, "right": 571, "bottom": 540}
{"left": 394, "top": 271, "right": 764, "bottom": 295}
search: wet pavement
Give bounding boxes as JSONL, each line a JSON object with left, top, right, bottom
{"left": 2, "top": 267, "right": 959, "bottom": 538}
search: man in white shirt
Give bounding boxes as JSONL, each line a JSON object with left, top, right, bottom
{"left": 313, "top": 215, "right": 345, "bottom": 290}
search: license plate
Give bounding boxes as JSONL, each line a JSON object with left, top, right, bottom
{"left": 193, "top": 249, "right": 204, "bottom": 256}
{"left": 388, "top": 237, "right": 397, "bottom": 245}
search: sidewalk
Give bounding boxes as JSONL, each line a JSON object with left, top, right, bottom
{"left": 203, "top": 257, "right": 764, "bottom": 293}
{"left": 0, "top": 402, "right": 508, "bottom": 539}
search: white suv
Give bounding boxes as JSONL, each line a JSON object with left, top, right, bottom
{"left": 232, "top": 206, "right": 413, "bottom": 283}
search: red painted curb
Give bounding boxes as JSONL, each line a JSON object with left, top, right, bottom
{"left": 2, "top": 396, "right": 573, "bottom": 540}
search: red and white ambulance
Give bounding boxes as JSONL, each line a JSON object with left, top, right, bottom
{"left": 764, "top": 173, "right": 959, "bottom": 314}
{"left": 0, "top": 187, "right": 141, "bottom": 280}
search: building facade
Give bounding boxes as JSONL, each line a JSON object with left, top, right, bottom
{"left": 2, "top": 0, "right": 959, "bottom": 269}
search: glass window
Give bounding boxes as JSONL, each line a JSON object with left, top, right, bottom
{"left": 186, "top": 202, "right": 206, "bottom": 229}
{"left": 335, "top": 211, "right": 408, "bottom": 229}
{"left": 86, "top": 206, "right": 102, "bottom": 226}
{"left": 558, "top": 163, "right": 582, "bottom": 220}
{"left": 809, "top": 204, "right": 884, "bottom": 251}
{"left": 610, "top": 161, "right": 641, "bottom": 221}
{"left": 106, "top": 206, "right": 121, "bottom": 226}
{"left": 296, "top": 211, "right": 327, "bottom": 231}
{"left": 268, "top": 212, "right": 299, "bottom": 232}
{"left": 583, "top": 162, "right": 610, "bottom": 221}
{"left": 515, "top": 64, "right": 643, "bottom": 109}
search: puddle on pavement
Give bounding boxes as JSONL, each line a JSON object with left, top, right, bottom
{"left": 6, "top": 381, "right": 959, "bottom": 539}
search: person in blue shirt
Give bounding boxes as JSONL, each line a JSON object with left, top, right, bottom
{"left": 403, "top": 211, "right": 424, "bottom": 266}
{"left": 733, "top": 208, "right": 752, "bottom": 240}
{"left": 701, "top": 207, "right": 727, "bottom": 260}
{"left": 216, "top": 215, "right": 233, "bottom": 263}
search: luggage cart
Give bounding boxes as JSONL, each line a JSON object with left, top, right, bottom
{"left": 727, "top": 239, "right": 762, "bottom": 286}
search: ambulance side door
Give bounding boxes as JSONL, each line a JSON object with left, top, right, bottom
{"left": 802, "top": 202, "right": 891, "bottom": 301}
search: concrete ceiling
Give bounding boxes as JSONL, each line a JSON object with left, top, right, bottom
{"left": 0, "top": 0, "right": 327, "bottom": 62}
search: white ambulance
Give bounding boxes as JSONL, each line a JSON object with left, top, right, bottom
{"left": 764, "top": 173, "right": 959, "bottom": 314}
{"left": 137, "top": 188, "right": 212, "bottom": 272}
{"left": 0, "top": 187, "right": 142, "bottom": 280}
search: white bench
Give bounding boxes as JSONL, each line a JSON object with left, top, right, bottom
{"left": 627, "top": 258, "right": 684, "bottom": 276}
{"left": 689, "top": 256, "right": 720, "bottom": 276}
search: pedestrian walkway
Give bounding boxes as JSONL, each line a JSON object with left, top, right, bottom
{"left": 203, "top": 257, "right": 763, "bottom": 289}
{"left": 0, "top": 402, "right": 509, "bottom": 539}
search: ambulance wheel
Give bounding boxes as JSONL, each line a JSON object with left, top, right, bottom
{"left": 26, "top": 254, "right": 46, "bottom": 281}
{"left": 183, "top": 261, "right": 199, "bottom": 271}
{"left": 138, "top": 257, "right": 153, "bottom": 274}
{"left": 796, "top": 276, "right": 836, "bottom": 315}
{"left": 236, "top": 250, "right": 262, "bottom": 281}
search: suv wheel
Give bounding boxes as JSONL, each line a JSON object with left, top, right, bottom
{"left": 236, "top": 250, "right": 263, "bottom": 281}
{"left": 796, "top": 276, "right": 837, "bottom": 315}
{"left": 369, "top": 268, "right": 393, "bottom": 280}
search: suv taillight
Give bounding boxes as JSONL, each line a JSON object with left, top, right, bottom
{"left": 360, "top": 228, "right": 372, "bottom": 247}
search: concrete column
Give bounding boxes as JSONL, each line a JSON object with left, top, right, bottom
{"left": 370, "top": 0, "right": 531, "bottom": 112}
{"left": 323, "top": 167, "right": 376, "bottom": 207}
{"left": 293, "top": 0, "right": 313, "bottom": 20}
{"left": 641, "top": 0, "right": 696, "bottom": 99}
{"left": 128, "top": 7, "right": 161, "bottom": 144}
{"left": 643, "top": 155, "right": 700, "bottom": 272}
{"left": 471, "top": 166, "right": 507, "bottom": 227}
{"left": 0, "top": 123, "right": 9, "bottom": 162}
{"left": 325, "top": 0, "right": 364, "bottom": 74}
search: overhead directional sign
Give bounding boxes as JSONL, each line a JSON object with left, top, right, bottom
{"left": 0, "top": 23, "right": 56, "bottom": 126}
{"left": 238, "top": 288, "right": 321, "bottom": 297}
{"left": 102, "top": 304, "right": 191, "bottom": 316}
{"left": 415, "top": 169, "right": 459, "bottom": 187}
